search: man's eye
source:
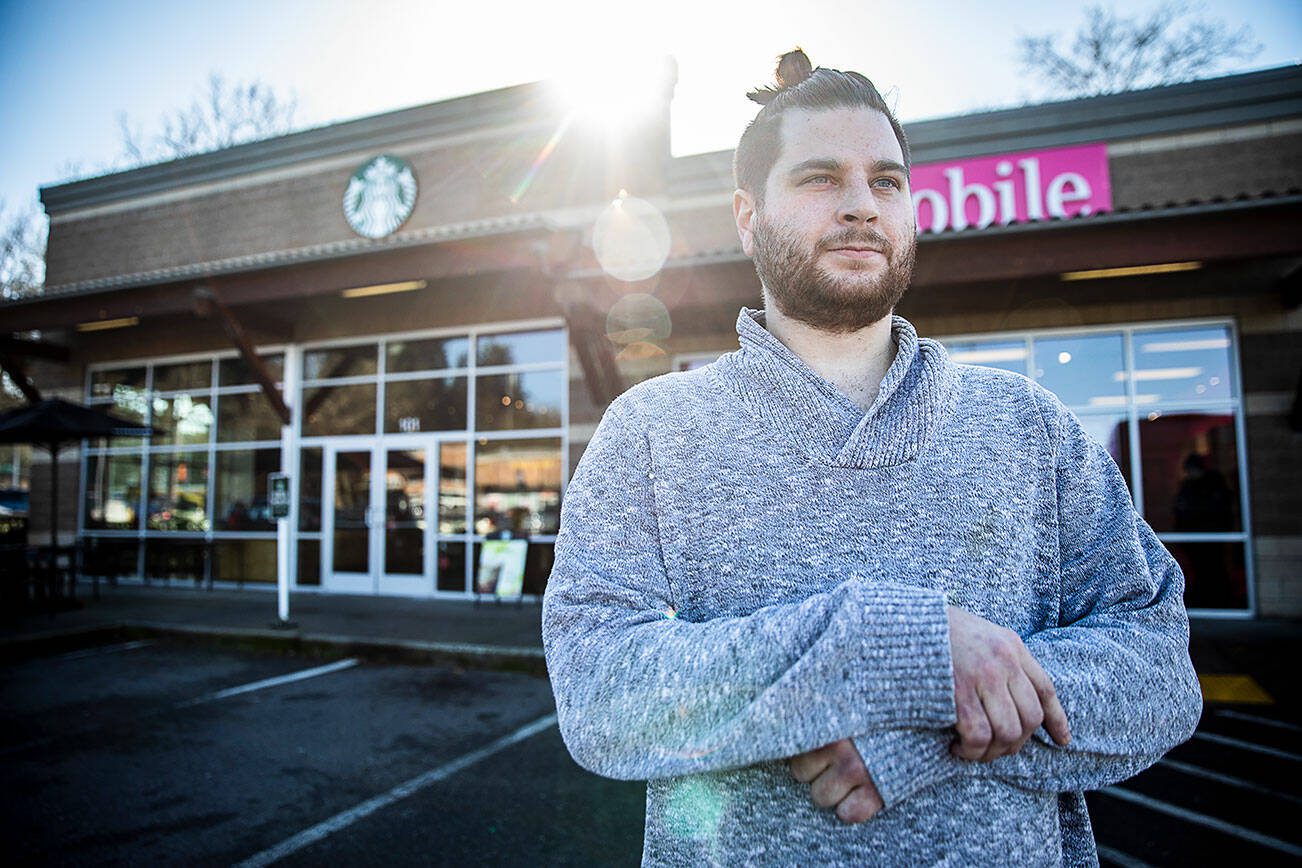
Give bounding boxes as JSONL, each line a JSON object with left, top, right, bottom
{"left": 873, "top": 177, "right": 902, "bottom": 190}
{"left": 803, "top": 175, "right": 835, "bottom": 185}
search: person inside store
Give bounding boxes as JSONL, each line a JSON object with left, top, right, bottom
{"left": 542, "top": 48, "right": 1202, "bottom": 865}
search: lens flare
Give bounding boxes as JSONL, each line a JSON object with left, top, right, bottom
{"left": 593, "top": 193, "right": 671, "bottom": 282}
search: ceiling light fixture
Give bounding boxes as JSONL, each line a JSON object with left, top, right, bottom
{"left": 340, "top": 279, "right": 427, "bottom": 299}
{"left": 76, "top": 316, "right": 139, "bottom": 332}
{"left": 1060, "top": 261, "right": 1203, "bottom": 281}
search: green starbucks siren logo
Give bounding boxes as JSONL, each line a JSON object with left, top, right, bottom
{"left": 343, "top": 155, "right": 418, "bottom": 239}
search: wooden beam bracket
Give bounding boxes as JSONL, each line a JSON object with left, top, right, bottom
{"left": 192, "top": 285, "right": 291, "bottom": 426}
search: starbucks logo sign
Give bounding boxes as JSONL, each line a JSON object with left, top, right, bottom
{"left": 343, "top": 155, "right": 418, "bottom": 239}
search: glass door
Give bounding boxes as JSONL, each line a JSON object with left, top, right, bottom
{"left": 378, "top": 439, "right": 429, "bottom": 596}
{"left": 322, "top": 441, "right": 378, "bottom": 594}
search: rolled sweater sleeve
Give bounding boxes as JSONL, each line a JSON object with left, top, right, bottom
{"left": 543, "top": 396, "right": 955, "bottom": 781}
{"left": 855, "top": 395, "right": 1202, "bottom": 805}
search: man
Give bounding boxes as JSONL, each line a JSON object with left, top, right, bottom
{"left": 542, "top": 49, "right": 1201, "bottom": 865}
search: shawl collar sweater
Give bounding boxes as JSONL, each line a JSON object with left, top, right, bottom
{"left": 543, "top": 307, "right": 1201, "bottom": 866}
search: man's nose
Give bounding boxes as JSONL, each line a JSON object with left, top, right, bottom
{"left": 837, "top": 182, "right": 880, "bottom": 224}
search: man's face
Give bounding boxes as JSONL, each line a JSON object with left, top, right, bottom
{"left": 734, "top": 107, "right": 917, "bottom": 333}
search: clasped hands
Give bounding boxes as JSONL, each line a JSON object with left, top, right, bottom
{"left": 788, "top": 605, "right": 1073, "bottom": 824}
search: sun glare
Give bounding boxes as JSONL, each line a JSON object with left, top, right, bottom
{"left": 553, "top": 53, "right": 676, "bottom": 133}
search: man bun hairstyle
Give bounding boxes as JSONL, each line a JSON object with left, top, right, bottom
{"left": 734, "top": 48, "right": 911, "bottom": 205}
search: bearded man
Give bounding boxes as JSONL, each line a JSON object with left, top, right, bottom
{"left": 543, "top": 49, "right": 1201, "bottom": 866}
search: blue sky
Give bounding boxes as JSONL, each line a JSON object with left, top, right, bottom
{"left": 2, "top": 0, "right": 1299, "bottom": 217}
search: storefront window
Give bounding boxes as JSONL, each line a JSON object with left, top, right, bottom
{"left": 145, "top": 539, "right": 208, "bottom": 581}
{"left": 477, "top": 329, "right": 566, "bottom": 366}
{"left": 474, "top": 437, "right": 561, "bottom": 535}
{"left": 299, "top": 447, "right": 322, "bottom": 532}
{"left": 147, "top": 452, "right": 210, "bottom": 531}
{"left": 1166, "top": 540, "right": 1247, "bottom": 610}
{"left": 387, "top": 336, "right": 470, "bottom": 373}
{"left": 90, "top": 367, "right": 146, "bottom": 400}
{"left": 297, "top": 539, "right": 320, "bottom": 585}
{"left": 1132, "top": 326, "right": 1234, "bottom": 403}
{"left": 153, "top": 360, "right": 212, "bottom": 392}
{"left": 214, "top": 448, "right": 280, "bottom": 531}
{"left": 1033, "top": 333, "right": 1126, "bottom": 408}
{"left": 219, "top": 353, "right": 284, "bottom": 386}
{"left": 385, "top": 448, "right": 425, "bottom": 575}
{"left": 475, "top": 370, "right": 563, "bottom": 430}
{"left": 151, "top": 394, "right": 214, "bottom": 446}
{"left": 85, "top": 452, "right": 142, "bottom": 530}
{"left": 384, "top": 376, "right": 468, "bottom": 433}
{"left": 303, "top": 344, "right": 377, "bottom": 380}
{"left": 302, "top": 384, "right": 377, "bottom": 436}
{"left": 439, "top": 442, "right": 467, "bottom": 534}
{"left": 944, "top": 339, "right": 1027, "bottom": 375}
{"left": 217, "top": 391, "right": 284, "bottom": 442}
{"left": 1076, "top": 413, "right": 1131, "bottom": 494}
{"left": 215, "top": 539, "right": 276, "bottom": 583}
{"left": 437, "top": 540, "right": 467, "bottom": 592}
{"left": 1140, "top": 411, "right": 1240, "bottom": 534}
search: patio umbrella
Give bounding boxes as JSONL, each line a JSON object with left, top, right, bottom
{"left": 0, "top": 398, "right": 152, "bottom": 553}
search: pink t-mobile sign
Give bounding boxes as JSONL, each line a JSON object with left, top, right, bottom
{"left": 910, "top": 143, "right": 1112, "bottom": 234}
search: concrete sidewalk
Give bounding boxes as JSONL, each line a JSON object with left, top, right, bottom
{"left": 0, "top": 582, "right": 546, "bottom": 672}
{"left": 2, "top": 582, "right": 1297, "bottom": 715}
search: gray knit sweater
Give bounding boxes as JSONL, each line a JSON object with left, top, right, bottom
{"left": 543, "top": 308, "right": 1202, "bottom": 866}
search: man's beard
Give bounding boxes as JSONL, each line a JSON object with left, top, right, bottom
{"left": 751, "top": 213, "right": 916, "bottom": 334}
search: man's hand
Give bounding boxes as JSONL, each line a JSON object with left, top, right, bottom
{"left": 788, "top": 739, "right": 883, "bottom": 824}
{"left": 948, "top": 605, "right": 1072, "bottom": 762}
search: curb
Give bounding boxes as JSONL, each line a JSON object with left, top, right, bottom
{"left": 1, "top": 620, "right": 548, "bottom": 676}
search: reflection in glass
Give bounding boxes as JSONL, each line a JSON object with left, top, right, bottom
{"left": 217, "top": 392, "right": 284, "bottom": 442}
{"left": 93, "top": 386, "right": 149, "bottom": 447}
{"left": 333, "top": 450, "right": 371, "bottom": 573}
{"left": 302, "top": 384, "right": 377, "bottom": 437}
{"left": 384, "top": 377, "right": 468, "bottom": 433}
{"left": 215, "top": 539, "right": 276, "bottom": 583}
{"left": 1033, "top": 333, "right": 1125, "bottom": 408}
{"left": 219, "top": 354, "right": 285, "bottom": 386}
{"left": 82, "top": 538, "right": 140, "bottom": 578}
{"left": 437, "top": 540, "right": 467, "bottom": 592}
{"left": 1133, "top": 326, "right": 1234, "bottom": 403}
{"left": 475, "top": 371, "right": 563, "bottom": 430}
{"left": 303, "top": 344, "right": 377, "bottom": 380}
{"left": 439, "top": 442, "right": 468, "bottom": 533}
{"left": 299, "top": 447, "right": 322, "bottom": 532}
{"left": 385, "top": 449, "right": 425, "bottom": 575}
{"left": 151, "top": 394, "right": 214, "bottom": 446}
{"left": 474, "top": 438, "right": 561, "bottom": 535}
{"left": 477, "top": 329, "right": 566, "bottom": 366}
{"left": 147, "top": 452, "right": 210, "bottom": 531}
{"left": 524, "top": 541, "right": 555, "bottom": 595}
{"left": 943, "top": 339, "right": 1027, "bottom": 375}
{"left": 1076, "top": 413, "right": 1131, "bottom": 495}
{"left": 215, "top": 448, "right": 280, "bottom": 531}
{"left": 1140, "top": 411, "right": 1239, "bottom": 533}
{"left": 297, "top": 539, "right": 321, "bottom": 586}
{"left": 1166, "top": 540, "right": 1246, "bottom": 610}
{"left": 90, "top": 367, "right": 146, "bottom": 400}
{"left": 153, "top": 360, "right": 212, "bottom": 392}
{"left": 85, "top": 452, "right": 142, "bottom": 530}
{"left": 387, "top": 337, "right": 470, "bottom": 373}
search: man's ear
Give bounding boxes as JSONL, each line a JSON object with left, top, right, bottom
{"left": 734, "top": 189, "right": 757, "bottom": 257}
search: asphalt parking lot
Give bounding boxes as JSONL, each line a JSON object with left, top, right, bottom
{"left": 0, "top": 637, "right": 644, "bottom": 866}
{"left": 2, "top": 634, "right": 1298, "bottom": 866}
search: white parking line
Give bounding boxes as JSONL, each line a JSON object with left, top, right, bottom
{"left": 53, "top": 640, "right": 154, "bottom": 661}
{"left": 177, "top": 658, "right": 359, "bottom": 708}
{"left": 1100, "top": 787, "right": 1302, "bottom": 857}
{"left": 1159, "top": 758, "right": 1302, "bottom": 804}
{"left": 1192, "top": 731, "right": 1302, "bottom": 762}
{"left": 1096, "top": 844, "right": 1155, "bottom": 868}
{"left": 1215, "top": 709, "right": 1302, "bottom": 733}
{"left": 233, "top": 713, "right": 558, "bottom": 868}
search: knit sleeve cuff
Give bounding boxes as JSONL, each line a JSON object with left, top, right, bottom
{"left": 851, "top": 728, "right": 971, "bottom": 808}
{"left": 850, "top": 581, "right": 956, "bottom": 728}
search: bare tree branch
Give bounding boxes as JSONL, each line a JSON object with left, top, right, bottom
{"left": 0, "top": 199, "right": 47, "bottom": 301}
{"left": 117, "top": 72, "right": 299, "bottom": 166}
{"left": 1018, "top": 1, "right": 1262, "bottom": 98}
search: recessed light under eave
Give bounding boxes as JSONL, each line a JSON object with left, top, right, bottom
{"left": 1060, "top": 261, "right": 1203, "bottom": 281}
{"left": 75, "top": 316, "right": 139, "bottom": 332}
{"left": 339, "top": 280, "right": 428, "bottom": 299}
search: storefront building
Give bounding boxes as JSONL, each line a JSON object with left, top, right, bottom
{"left": 3, "top": 63, "right": 1299, "bottom": 617}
